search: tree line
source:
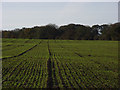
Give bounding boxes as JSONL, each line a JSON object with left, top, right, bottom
{"left": 2, "top": 23, "right": 120, "bottom": 40}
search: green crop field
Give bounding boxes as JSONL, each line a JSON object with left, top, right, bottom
{"left": 1, "top": 38, "right": 119, "bottom": 88}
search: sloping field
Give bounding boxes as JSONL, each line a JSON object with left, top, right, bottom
{"left": 2, "top": 39, "right": 118, "bottom": 88}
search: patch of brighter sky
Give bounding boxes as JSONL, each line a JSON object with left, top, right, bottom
{"left": 2, "top": 2, "right": 118, "bottom": 30}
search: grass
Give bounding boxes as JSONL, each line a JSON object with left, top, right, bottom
{"left": 2, "top": 38, "right": 119, "bottom": 88}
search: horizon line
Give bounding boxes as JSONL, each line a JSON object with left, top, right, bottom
{"left": 2, "top": 22, "right": 119, "bottom": 31}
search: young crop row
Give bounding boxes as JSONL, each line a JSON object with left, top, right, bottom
{"left": 3, "top": 58, "right": 47, "bottom": 88}
{"left": 2, "top": 39, "right": 119, "bottom": 88}
{"left": 48, "top": 40, "right": 118, "bottom": 88}
{"left": 2, "top": 39, "right": 41, "bottom": 58}
{"left": 2, "top": 40, "right": 49, "bottom": 88}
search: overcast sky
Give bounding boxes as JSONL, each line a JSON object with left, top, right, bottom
{"left": 2, "top": 2, "right": 118, "bottom": 30}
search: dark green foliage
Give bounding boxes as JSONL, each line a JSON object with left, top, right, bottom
{"left": 2, "top": 23, "right": 120, "bottom": 40}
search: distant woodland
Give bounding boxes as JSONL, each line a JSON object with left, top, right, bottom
{"left": 2, "top": 23, "right": 120, "bottom": 40}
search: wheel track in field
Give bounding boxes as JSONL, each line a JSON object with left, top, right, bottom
{"left": 2, "top": 41, "right": 43, "bottom": 88}
{"left": 1, "top": 42, "right": 41, "bottom": 60}
{"left": 75, "top": 53, "right": 109, "bottom": 87}
{"left": 47, "top": 41, "right": 53, "bottom": 88}
{"left": 74, "top": 53, "right": 83, "bottom": 57}
{"left": 58, "top": 42, "right": 109, "bottom": 87}
{"left": 54, "top": 41, "right": 106, "bottom": 87}
{"left": 47, "top": 41, "right": 59, "bottom": 88}
{"left": 74, "top": 53, "right": 109, "bottom": 87}
{"left": 75, "top": 52, "right": 114, "bottom": 87}
{"left": 75, "top": 51, "right": 117, "bottom": 72}
{"left": 2, "top": 41, "right": 41, "bottom": 85}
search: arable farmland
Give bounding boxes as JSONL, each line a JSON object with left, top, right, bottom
{"left": 2, "top": 39, "right": 119, "bottom": 88}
